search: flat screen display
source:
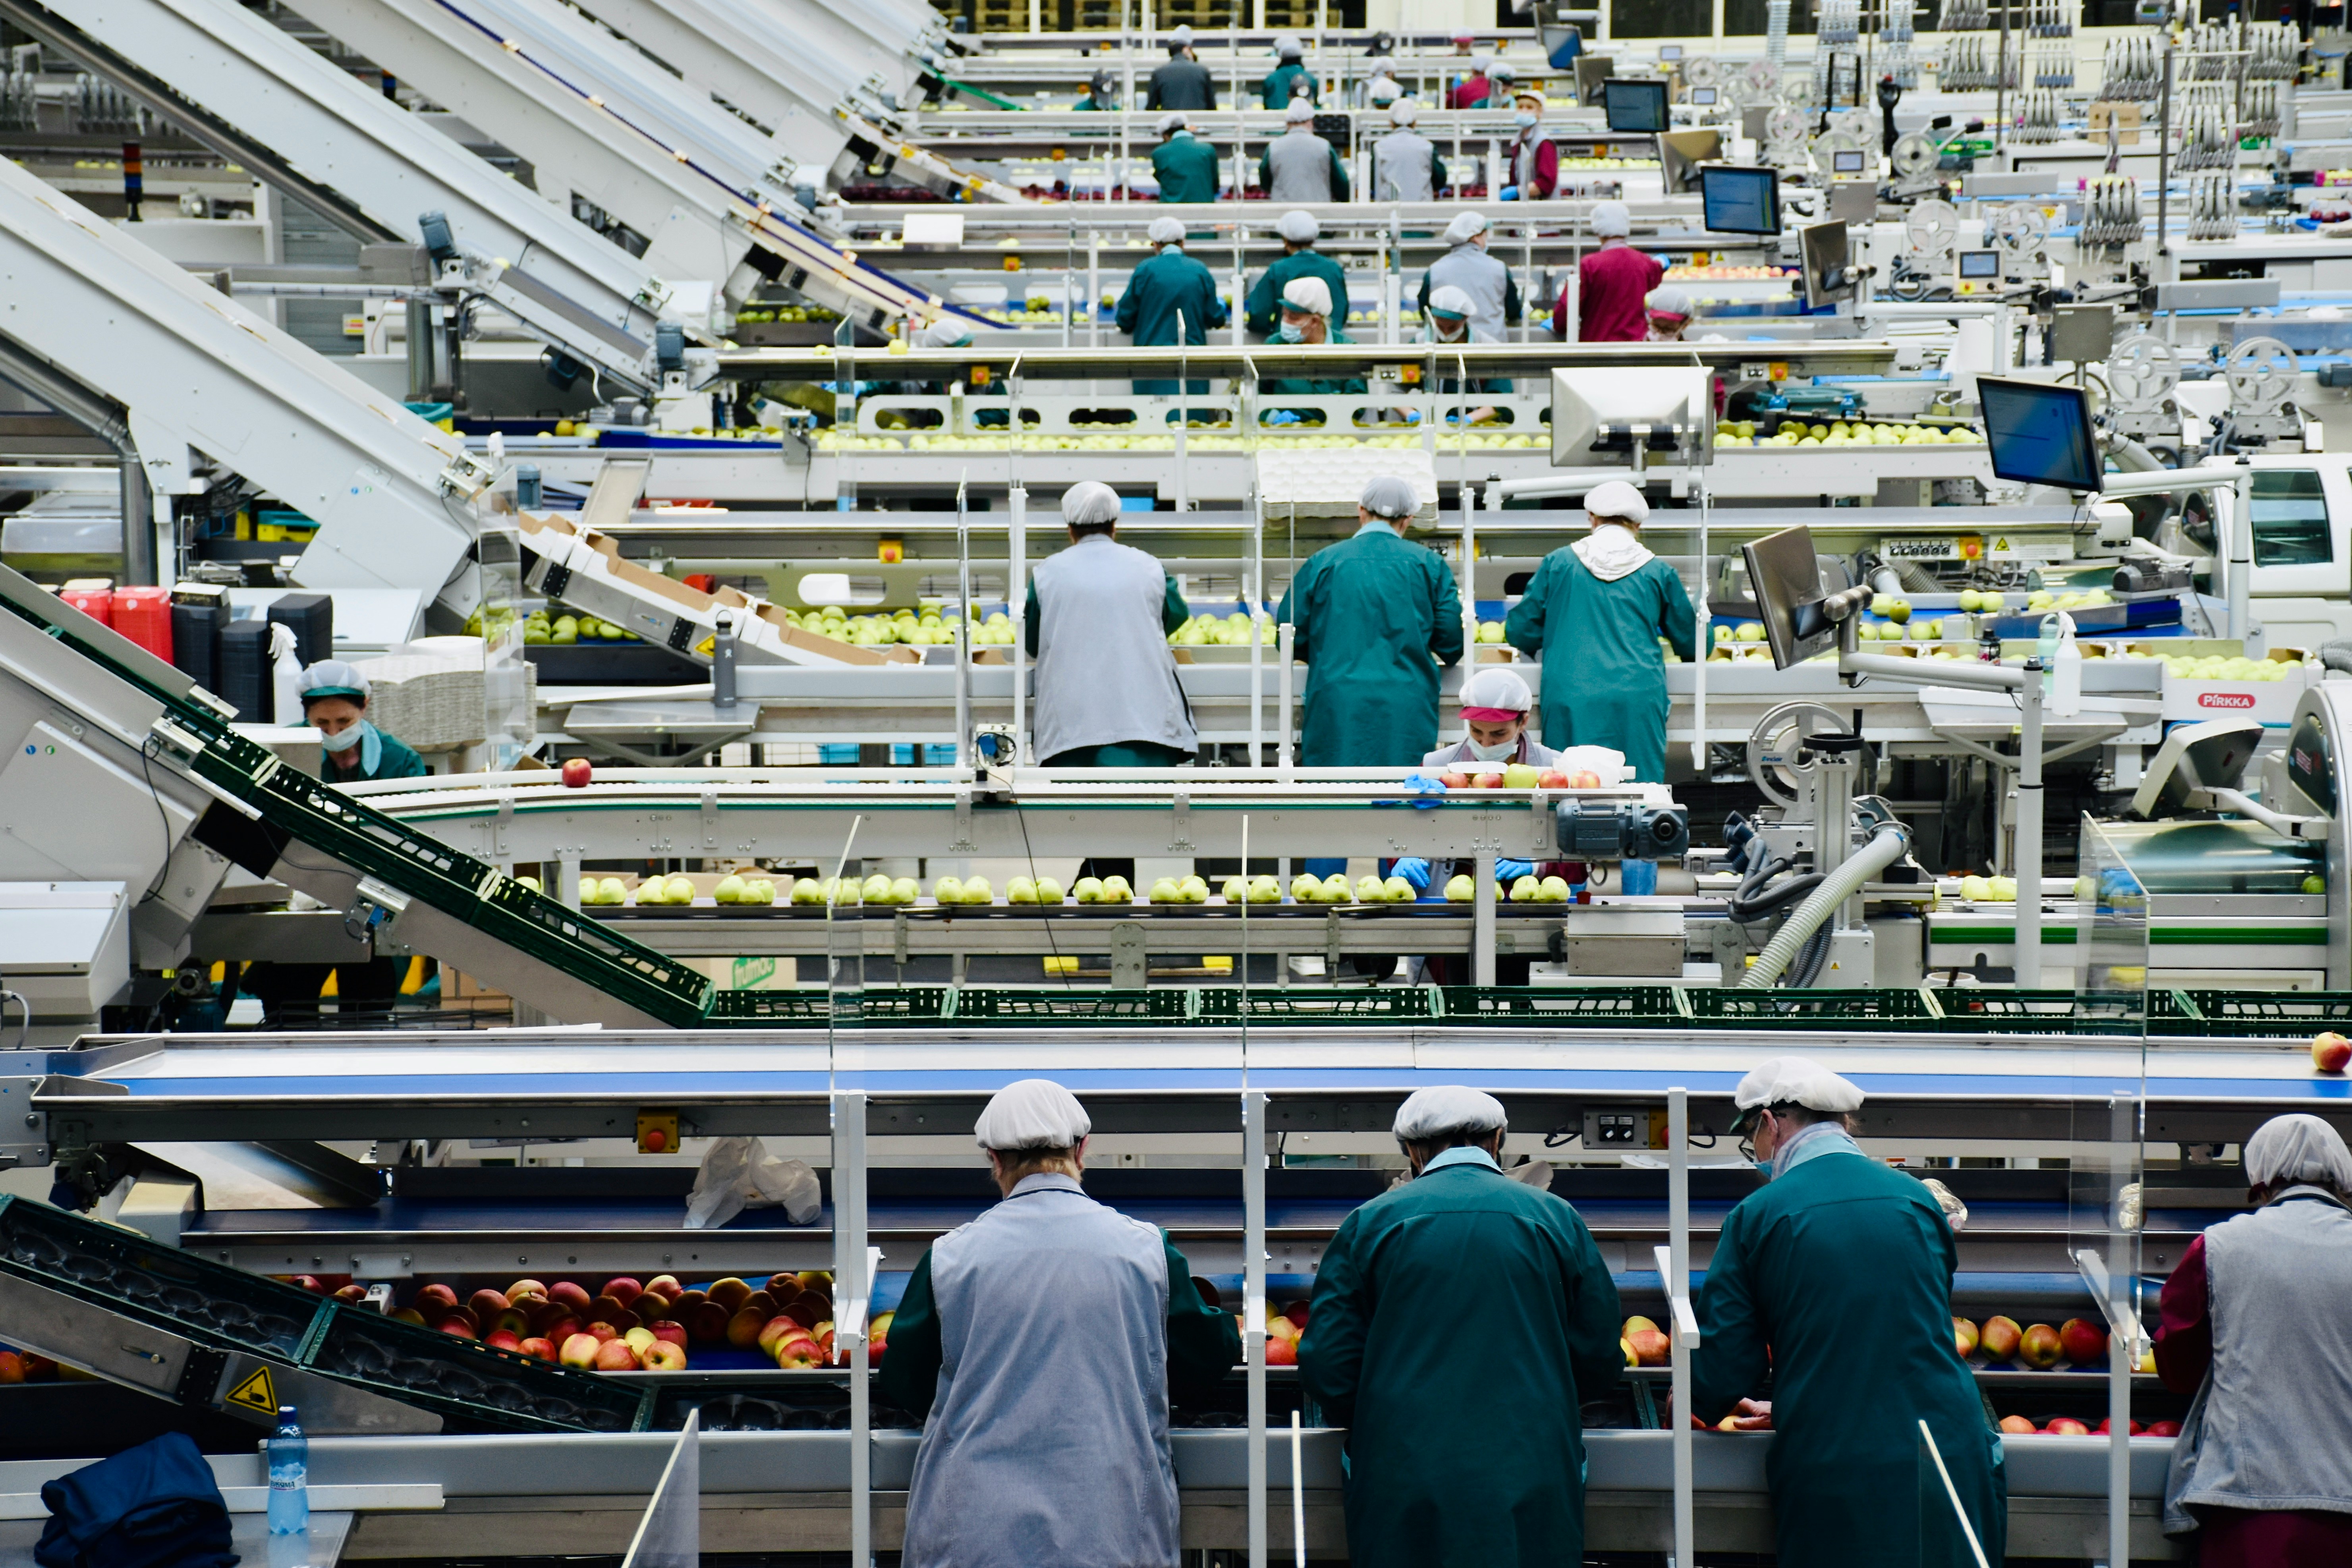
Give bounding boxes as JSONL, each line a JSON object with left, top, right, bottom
{"left": 1701, "top": 165, "right": 1779, "bottom": 234}
{"left": 1691, "top": 85, "right": 1718, "bottom": 103}
{"left": 1833, "top": 149, "right": 1865, "bottom": 172}
{"left": 1958, "top": 249, "right": 2000, "bottom": 279}
{"left": 1603, "top": 78, "right": 1669, "bottom": 133}
{"left": 1979, "top": 378, "right": 2103, "bottom": 492}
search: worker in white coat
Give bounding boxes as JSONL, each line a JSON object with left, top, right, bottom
{"left": 1372, "top": 98, "right": 1445, "bottom": 202}
{"left": 881, "top": 1079, "right": 1240, "bottom": 1568}
{"left": 1417, "top": 210, "right": 1520, "bottom": 343}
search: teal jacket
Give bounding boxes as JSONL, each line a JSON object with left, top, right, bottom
{"left": 1260, "top": 320, "right": 1366, "bottom": 397}
{"left": 1504, "top": 548, "right": 1695, "bottom": 783}
{"left": 1244, "top": 248, "right": 1350, "bottom": 337}
{"left": 1151, "top": 133, "right": 1222, "bottom": 203}
{"left": 1300, "top": 1156, "right": 1623, "bottom": 1568}
{"left": 1260, "top": 61, "right": 1316, "bottom": 108}
{"left": 1115, "top": 247, "right": 1227, "bottom": 346}
{"left": 324, "top": 723, "right": 426, "bottom": 783}
{"left": 1278, "top": 523, "right": 1461, "bottom": 765}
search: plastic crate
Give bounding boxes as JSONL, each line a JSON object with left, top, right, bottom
{"left": 2173, "top": 990, "right": 2352, "bottom": 1038}
{"left": 0, "top": 1195, "right": 328, "bottom": 1361}
{"left": 708, "top": 987, "right": 951, "bottom": 1025}
{"left": 953, "top": 988, "right": 1195, "bottom": 1025}
{"left": 1195, "top": 987, "right": 1439, "bottom": 1023}
{"left": 1684, "top": 987, "right": 1942, "bottom": 1029}
{"left": 1438, "top": 987, "right": 1687, "bottom": 1025}
{"left": 1927, "top": 989, "right": 2146, "bottom": 1036}
{"left": 307, "top": 1302, "right": 651, "bottom": 1433}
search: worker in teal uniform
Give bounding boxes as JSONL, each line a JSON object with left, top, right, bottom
{"left": 1116, "top": 215, "right": 1227, "bottom": 398}
{"left": 1300, "top": 1087, "right": 1622, "bottom": 1568}
{"left": 300, "top": 660, "right": 425, "bottom": 782}
{"left": 1260, "top": 35, "right": 1315, "bottom": 109}
{"left": 1278, "top": 473, "right": 1460, "bottom": 769}
{"left": 1257, "top": 276, "right": 1365, "bottom": 408}
{"left": 1502, "top": 479, "right": 1695, "bottom": 782}
{"left": 1243, "top": 210, "right": 1348, "bottom": 336}
{"left": 1692, "top": 1057, "right": 2007, "bottom": 1568}
{"left": 1150, "top": 112, "right": 1221, "bottom": 203}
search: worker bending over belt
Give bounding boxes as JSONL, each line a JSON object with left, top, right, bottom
{"left": 1389, "top": 663, "right": 1558, "bottom": 890}
{"left": 1302, "top": 1087, "right": 1622, "bottom": 1568}
{"left": 1116, "top": 216, "right": 1227, "bottom": 398}
{"left": 2158, "top": 1113, "right": 2352, "bottom": 1563}
{"left": 881, "top": 1079, "right": 1240, "bottom": 1568}
{"left": 1504, "top": 480, "right": 1695, "bottom": 782}
{"left": 1561, "top": 199, "right": 1661, "bottom": 342}
{"left": 1693, "top": 1057, "right": 2006, "bottom": 1568}
{"left": 1261, "top": 101, "right": 1349, "bottom": 202}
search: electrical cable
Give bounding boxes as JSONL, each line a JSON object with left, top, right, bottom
{"left": 1008, "top": 793, "right": 1072, "bottom": 988}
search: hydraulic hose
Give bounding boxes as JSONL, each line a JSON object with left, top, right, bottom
{"left": 1740, "top": 824, "right": 1909, "bottom": 989}
{"left": 2319, "top": 639, "right": 2352, "bottom": 675}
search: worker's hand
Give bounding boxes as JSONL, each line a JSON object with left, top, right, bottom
{"left": 1399, "top": 773, "right": 1448, "bottom": 810}
{"left": 1391, "top": 857, "right": 1433, "bottom": 891}
{"left": 1495, "top": 858, "right": 1535, "bottom": 882}
{"left": 1719, "top": 1399, "right": 1775, "bottom": 1432}
{"left": 1467, "top": 407, "right": 1500, "bottom": 425}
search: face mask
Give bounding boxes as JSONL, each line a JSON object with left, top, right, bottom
{"left": 1466, "top": 736, "right": 1517, "bottom": 762}
{"left": 1514, "top": 111, "right": 1538, "bottom": 129}
{"left": 1435, "top": 319, "right": 1466, "bottom": 340}
{"left": 1274, "top": 321, "right": 1306, "bottom": 343}
{"left": 321, "top": 722, "right": 366, "bottom": 753}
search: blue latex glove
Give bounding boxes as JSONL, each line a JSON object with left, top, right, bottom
{"left": 1391, "top": 857, "right": 1432, "bottom": 892}
{"left": 1499, "top": 185, "right": 1520, "bottom": 200}
{"left": 1264, "top": 409, "right": 1303, "bottom": 426}
{"left": 1400, "top": 773, "right": 1449, "bottom": 810}
{"left": 1496, "top": 858, "right": 1535, "bottom": 882}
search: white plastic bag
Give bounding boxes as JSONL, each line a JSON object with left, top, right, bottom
{"left": 682, "top": 1135, "right": 822, "bottom": 1230}
{"left": 269, "top": 622, "right": 305, "bottom": 726}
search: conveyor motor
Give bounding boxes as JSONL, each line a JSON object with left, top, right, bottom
{"left": 1555, "top": 799, "right": 1690, "bottom": 861}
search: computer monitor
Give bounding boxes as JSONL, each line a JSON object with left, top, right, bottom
{"left": 1603, "top": 78, "right": 1670, "bottom": 133}
{"left": 1657, "top": 127, "right": 1722, "bottom": 193}
{"left": 1979, "top": 378, "right": 2103, "bottom": 492}
{"left": 1700, "top": 165, "right": 1779, "bottom": 234}
{"left": 1659, "top": 43, "right": 1684, "bottom": 60}
{"left": 1741, "top": 524, "right": 1839, "bottom": 670}
{"left": 1574, "top": 55, "right": 1616, "bottom": 104}
{"left": 1958, "top": 249, "right": 2000, "bottom": 280}
{"left": 1799, "top": 220, "right": 1856, "bottom": 309}
{"left": 1691, "top": 85, "right": 1719, "bottom": 104}
{"left": 1832, "top": 148, "right": 1866, "bottom": 174}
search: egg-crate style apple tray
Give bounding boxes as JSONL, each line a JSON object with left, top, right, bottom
{"left": 0, "top": 1197, "right": 651, "bottom": 1434}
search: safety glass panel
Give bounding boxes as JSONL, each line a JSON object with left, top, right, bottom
{"left": 2247, "top": 469, "right": 2331, "bottom": 566}
{"left": 475, "top": 519, "right": 532, "bottom": 772}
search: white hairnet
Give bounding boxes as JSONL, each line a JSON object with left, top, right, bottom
{"left": 1390, "top": 97, "right": 1420, "bottom": 126}
{"left": 1157, "top": 111, "right": 1189, "bottom": 135}
{"left": 1285, "top": 100, "right": 1316, "bottom": 123}
{"left": 1170, "top": 22, "right": 1192, "bottom": 44}
{"left": 1281, "top": 275, "right": 1333, "bottom": 316}
{"left": 1425, "top": 283, "right": 1476, "bottom": 319}
{"left": 2244, "top": 1113, "right": 2352, "bottom": 1191}
{"left": 1394, "top": 1086, "right": 1507, "bottom": 1141}
{"left": 1732, "top": 1056, "right": 1865, "bottom": 1130}
{"left": 1590, "top": 199, "right": 1632, "bottom": 238}
{"left": 1460, "top": 665, "right": 1533, "bottom": 713}
{"left": 915, "top": 317, "right": 974, "bottom": 349}
{"left": 1368, "top": 75, "right": 1402, "bottom": 103}
{"left": 1583, "top": 478, "right": 1651, "bottom": 525}
{"left": 1061, "top": 480, "right": 1122, "bottom": 527}
{"left": 1148, "top": 215, "right": 1186, "bottom": 245}
{"left": 1444, "top": 210, "right": 1490, "bottom": 245}
{"left": 298, "top": 659, "right": 370, "bottom": 703}
{"left": 1645, "top": 283, "right": 1695, "bottom": 319}
{"left": 1276, "top": 209, "right": 1320, "bottom": 243}
{"left": 974, "top": 1078, "right": 1092, "bottom": 1150}
{"left": 1489, "top": 62, "right": 1518, "bottom": 83}
{"left": 1471, "top": 55, "right": 1493, "bottom": 73}
{"left": 1274, "top": 33, "right": 1302, "bottom": 58}
{"left": 1359, "top": 473, "right": 1421, "bottom": 519}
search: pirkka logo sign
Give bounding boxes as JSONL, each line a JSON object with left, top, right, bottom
{"left": 2197, "top": 692, "right": 2255, "bottom": 709}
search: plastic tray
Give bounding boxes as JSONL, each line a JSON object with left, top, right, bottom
{"left": 1684, "top": 987, "right": 1942, "bottom": 1028}
{"left": 707, "top": 987, "right": 950, "bottom": 1025}
{"left": 306, "top": 1303, "right": 653, "bottom": 1433}
{"left": 2172, "top": 989, "right": 2352, "bottom": 1038}
{"left": 1438, "top": 986, "right": 1687, "bottom": 1024}
{"left": 1195, "top": 987, "right": 1439, "bottom": 1022}
{"left": 950, "top": 988, "right": 1195, "bottom": 1025}
{"left": 1927, "top": 989, "right": 2147, "bottom": 1036}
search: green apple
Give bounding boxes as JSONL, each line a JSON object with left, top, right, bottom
{"left": 892, "top": 876, "right": 919, "bottom": 904}
{"left": 1383, "top": 875, "right": 1416, "bottom": 902}
{"left": 1735, "top": 621, "right": 1767, "bottom": 643}
{"left": 1008, "top": 875, "right": 1038, "bottom": 904}
{"left": 933, "top": 875, "right": 964, "bottom": 903}
{"left": 1508, "top": 875, "right": 1540, "bottom": 902}
{"left": 1179, "top": 874, "right": 1210, "bottom": 903}
{"left": 598, "top": 877, "right": 627, "bottom": 905}
{"left": 2304, "top": 875, "right": 2328, "bottom": 895}
{"left": 1150, "top": 877, "right": 1182, "bottom": 903}
{"left": 578, "top": 875, "right": 599, "bottom": 905}
{"left": 1321, "top": 873, "right": 1352, "bottom": 903}
{"left": 1222, "top": 876, "right": 1248, "bottom": 904}
{"left": 1101, "top": 875, "right": 1134, "bottom": 902}
{"left": 1960, "top": 874, "right": 1991, "bottom": 902}
{"left": 962, "top": 876, "right": 993, "bottom": 904}
{"left": 861, "top": 873, "right": 893, "bottom": 903}
{"left": 714, "top": 874, "right": 747, "bottom": 904}
{"left": 1539, "top": 875, "right": 1571, "bottom": 902}
{"left": 1503, "top": 762, "right": 1543, "bottom": 789}
{"left": 1886, "top": 599, "right": 1912, "bottom": 625}
{"left": 1910, "top": 619, "right": 1938, "bottom": 642}
{"left": 1035, "top": 877, "right": 1065, "bottom": 904}
{"left": 1356, "top": 874, "right": 1386, "bottom": 903}
{"left": 1445, "top": 873, "right": 1474, "bottom": 902}
{"left": 1074, "top": 876, "right": 1104, "bottom": 903}
{"left": 791, "top": 877, "right": 824, "bottom": 906}
{"left": 1291, "top": 873, "right": 1321, "bottom": 903}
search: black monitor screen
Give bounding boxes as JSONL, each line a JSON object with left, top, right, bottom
{"left": 1958, "top": 249, "right": 2000, "bottom": 279}
{"left": 1979, "top": 378, "right": 2103, "bottom": 492}
{"left": 1701, "top": 166, "right": 1779, "bottom": 234}
{"left": 1603, "top": 79, "right": 1669, "bottom": 133}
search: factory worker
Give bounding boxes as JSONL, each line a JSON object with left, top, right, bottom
{"left": 1450, "top": 31, "right": 1476, "bottom": 55}
{"left": 1278, "top": 474, "right": 1461, "bottom": 770}
{"left": 299, "top": 660, "right": 425, "bottom": 783}
{"left": 1645, "top": 282, "right": 1697, "bottom": 341}
{"left": 915, "top": 317, "right": 973, "bottom": 350}
{"left": 1363, "top": 74, "right": 1402, "bottom": 110}
{"left": 1258, "top": 277, "right": 1367, "bottom": 406}
{"left": 1418, "top": 209, "right": 1520, "bottom": 343}
{"left": 1386, "top": 666, "right": 1558, "bottom": 902}
{"left": 1150, "top": 112, "right": 1221, "bottom": 204}
{"left": 1500, "top": 84, "right": 1558, "bottom": 201}
{"left": 1243, "top": 209, "right": 1348, "bottom": 336}
{"left": 1301, "top": 1087, "right": 1622, "bottom": 1568}
{"left": 1692, "top": 1057, "right": 2006, "bottom": 1568}
{"left": 2157, "top": 1114, "right": 2352, "bottom": 1561}
{"left": 1146, "top": 23, "right": 1216, "bottom": 112}
{"left": 1417, "top": 283, "right": 1508, "bottom": 426}
{"left": 1078, "top": 68, "right": 1117, "bottom": 112}
{"left": 1260, "top": 36, "right": 1315, "bottom": 109}
{"left": 1372, "top": 98, "right": 1446, "bottom": 203}
{"left": 1503, "top": 479, "right": 1695, "bottom": 782}
{"left": 1260, "top": 100, "right": 1349, "bottom": 203}
{"left": 1116, "top": 216, "right": 1228, "bottom": 398}
{"left": 882, "top": 1079, "right": 1240, "bottom": 1568}
{"left": 1561, "top": 198, "right": 1661, "bottom": 342}
{"left": 1449, "top": 54, "right": 1498, "bottom": 108}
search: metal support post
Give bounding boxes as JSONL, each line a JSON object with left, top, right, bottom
{"left": 954, "top": 495, "right": 973, "bottom": 772}
{"left": 1010, "top": 484, "right": 1028, "bottom": 764}
{"left": 1088, "top": 235, "right": 1101, "bottom": 348}
{"left": 832, "top": 1090, "right": 871, "bottom": 1568}
{"left": 1249, "top": 498, "right": 1265, "bottom": 765}
{"left": 1660, "top": 1085, "right": 1696, "bottom": 1568}
{"left": 1277, "top": 622, "right": 1295, "bottom": 773}
{"left": 1473, "top": 851, "right": 1497, "bottom": 985}
{"left": 1244, "top": 1088, "right": 1268, "bottom": 1568}
{"left": 2016, "top": 660, "right": 2045, "bottom": 987}
{"left": 559, "top": 853, "right": 582, "bottom": 912}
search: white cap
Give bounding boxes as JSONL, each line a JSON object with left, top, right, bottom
{"left": 1394, "top": 1086, "right": 1508, "bottom": 1141}
{"left": 298, "top": 659, "right": 371, "bottom": 703}
{"left": 1148, "top": 215, "right": 1186, "bottom": 245}
{"left": 974, "top": 1078, "right": 1092, "bottom": 1150}
{"left": 1489, "top": 62, "right": 1518, "bottom": 83}
{"left": 1368, "top": 75, "right": 1402, "bottom": 103}
{"left": 1471, "top": 56, "right": 1493, "bottom": 74}
{"left": 1285, "top": 100, "right": 1317, "bottom": 124}
{"left": 1281, "top": 275, "right": 1332, "bottom": 316}
{"left": 915, "top": 317, "right": 973, "bottom": 349}
{"left": 2244, "top": 1113, "right": 2352, "bottom": 1190}
{"left": 1276, "top": 209, "right": 1320, "bottom": 243}
{"left": 1583, "top": 478, "right": 1650, "bottom": 525}
{"left": 1460, "top": 665, "right": 1533, "bottom": 713}
{"left": 1389, "top": 98, "right": 1420, "bottom": 126}
{"left": 1591, "top": 200, "right": 1631, "bottom": 238}
{"left": 1359, "top": 472, "right": 1421, "bottom": 519}
{"left": 1157, "top": 111, "right": 1189, "bottom": 135}
{"left": 1443, "top": 210, "right": 1490, "bottom": 245}
{"left": 1645, "top": 283, "right": 1695, "bottom": 319}
{"left": 1426, "top": 284, "right": 1475, "bottom": 320}
{"left": 1730, "top": 1056, "right": 1865, "bottom": 1132}
{"left": 1170, "top": 23, "right": 1193, "bottom": 44}
{"left": 1274, "top": 33, "right": 1303, "bottom": 58}
{"left": 1061, "top": 480, "right": 1122, "bottom": 527}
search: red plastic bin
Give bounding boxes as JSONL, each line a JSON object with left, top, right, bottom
{"left": 111, "top": 587, "right": 173, "bottom": 661}
{"left": 58, "top": 588, "right": 112, "bottom": 626}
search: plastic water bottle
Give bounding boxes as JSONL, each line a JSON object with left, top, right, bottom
{"left": 267, "top": 1405, "right": 308, "bottom": 1535}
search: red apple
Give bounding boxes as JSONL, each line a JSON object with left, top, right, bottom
{"left": 506, "top": 1279, "right": 548, "bottom": 1304}
{"left": 772, "top": 1336, "right": 824, "bottom": 1369}
{"left": 651, "top": 1321, "right": 689, "bottom": 1350}
{"left": 2147, "top": 1419, "right": 2182, "bottom": 1438}
{"left": 18, "top": 1355, "right": 57, "bottom": 1383}
{"left": 2092, "top": 1418, "right": 2145, "bottom": 1435}
{"left": 687, "top": 1302, "right": 732, "bottom": 1342}
{"left": 548, "top": 1281, "right": 593, "bottom": 1315}
{"left": 2058, "top": 1318, "right": 2107, "bottom": 1366}
{"left": 519, "top": 1337, "right": 557, "bottom": 1362}
{"left": 440, "top": 1305, "right": 480, "bottom": 1334}
{"left": 1628, "top": 1328, "right": 1672, "bottom": 1367}
{"left": 287, "top": 1275, "right": 324, "bottom": 1293}
{"left": 1568, "top": 769, "right": 1603, "bottom": 789}
{"left": 0, "top": 1352, "right": 24, "bottom": 1384}
{"left": 708, "top": 1277, "right": 753, "bottom": 1311}
{"left": 1438, "top": 770, "right": 1469, "bottom": 790}
{"left": 594, "top": 1338, "right": 640, "bottom": 1371}
{"left": 602, "top": 1277, "right": 644, "bottom": 1309}
{"left": 644, "top": 1274, "right": 683, "bottom": 1301}
{"left": 727, "top": 1307, "right": 771, "bottom": 1348}
{"left": 1282, "top": 1300, "right": 1310, "bottom": 1330}
{"left": 2044, "top": 1416, "right": 2091, "bottom": 1436}
{"left": 1979, "top": 1316, "right": 2023, "bottom": 1361}
{"left": 467, "top": 1288, "right": 511, "bottom": 1320}
{"left": 416, "top": 1283, "right": 460, "bottom": 1312}
{"left": 333, "top": 1284, "right": 369, "bottom": 1304}
{"left": 1536, "top": 769, "right": 1570, "bottom": 789}
{"left": 1265, "top": 1335, "right": 1298, "bottom": 1367}
{"left": 486, "top": 1329, "right": 523, "bottom": 1352}
{"left": 1473, "top": 770, "right": 1504, "bottom": 789}
{"left": 589, "top": 1294, "right": 630, "bottom": 1323}
{"left": 538, "top": 1313, "right": 582, "bottom": 1345}
{"left": 494, "top": 1307, "right": 531, "bottom": 1337}
{"left": 1953, "top": 1317, "right": 1980, "bottom": 1358}
{"left": 2018, "top": 1323, "right": 2064, "bottom": 1370}
{"left": 559, "top": 1333, "right": 601, "bottom": 1369}
{"left": 782, "top": 1297, "right": 825, "bottom": 1330}
{"left": 642, "top": 1341, "right": 689, "bottom": 1372}
{"left": 587, "top": 1321, "right": 620, "bottom": 1344}
{"left": 561, "top": 757, "right": 592, "bottom": 789}
{"left": 756, "top": 1317, "right": 801, "bottom": 1353}
{"left": 440, "top": 1319, "right": 477, "bottom": 1340}
{"left": 2314, "top": 1032, "right": 2351, "bottom": 1073}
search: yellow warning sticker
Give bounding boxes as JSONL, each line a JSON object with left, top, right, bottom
{"left": 225, "top": 1364, "right": 276, "bottom": 1416}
